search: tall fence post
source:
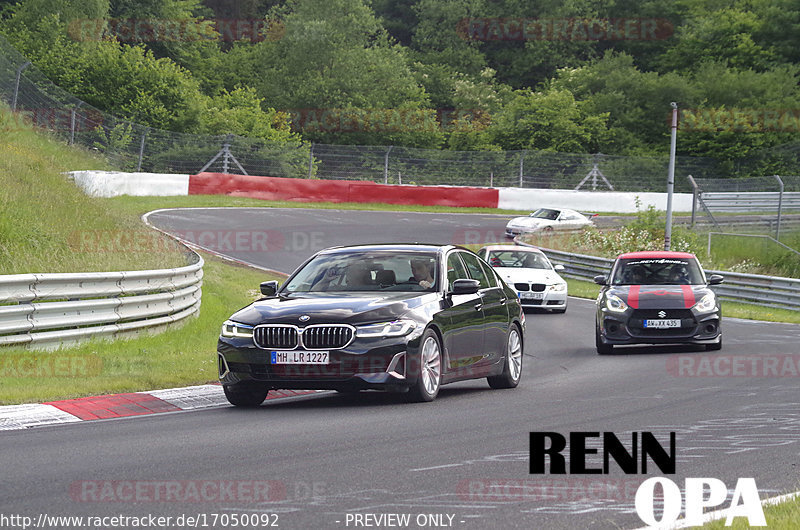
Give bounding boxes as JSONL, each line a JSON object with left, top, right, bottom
{"left": 308, "top": 143, "right": 314, "bottom": 179}
{"left": 490, "top": 171, "right": 494, "bottom": 188}
{"left": 384, "top": 145, "right": 393, "bottom": 184}
{"left": 687, "top": 174, "right": 698, "bottom": 227}
{"left": 518, "top": 151, "right": 525, "bottom": 187}
{"left": 136, "top": 130, "right": 147, "bottom": 172}
{"left": 774, "top": 175, "right": 784, "bottom": 240}
{"left": 11, "top": 61, "right": 31, "bottom": 111}
{"left": 69, "top": 102, "right": 83, "bottom": 146}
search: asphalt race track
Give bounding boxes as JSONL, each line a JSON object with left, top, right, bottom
{"left": 2, "top": 207, "right": 798, "bottom": 530}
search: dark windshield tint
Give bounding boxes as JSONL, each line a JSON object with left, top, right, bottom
{"left": 282, "top": 251, "right": 438, "bottom": 293}
{"left": 611, "top": 257, "right": 704, "bottom": 286}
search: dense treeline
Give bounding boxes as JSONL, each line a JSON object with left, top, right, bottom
{"left": 1, "top": 0, "right": 799, "bottom": 168}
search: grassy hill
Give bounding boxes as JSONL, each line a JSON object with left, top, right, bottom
{"left": 0, "top": 103, "right": 185, "bottom": 274}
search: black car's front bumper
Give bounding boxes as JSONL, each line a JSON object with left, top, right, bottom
{"left": 598, "top": 308, "right": 721, "bottom": 346}
{"left": 217, "top": 334, "right": 422, "bottom": 392}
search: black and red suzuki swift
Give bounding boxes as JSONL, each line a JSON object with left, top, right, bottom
{"left": 593, "top": 251, "right": 723, "bottom": 354}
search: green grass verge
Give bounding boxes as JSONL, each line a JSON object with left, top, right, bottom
{"left": 702, "top": 493, "right": 800, "bottom": 528}
{"left": 0, "top": 253, "right": 283, "bottom": 405}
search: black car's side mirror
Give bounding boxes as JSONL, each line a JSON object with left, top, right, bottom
{"left": 593, "top": 275, "right": 607, "bottom": 285}
{"left": 451, "top": 278, "right": 480, "bottom": 295}
{"left": 260, "top": 280, "right": 279, "bottom": 296}
{"left": 707, "top": 274, "right": 724, "bottom": 285}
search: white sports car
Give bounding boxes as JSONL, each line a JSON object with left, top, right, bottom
{"left": 505, "top": 208, "right": 595, "bottom": 237}
{"left": 478, "top": 245, "right": 568, "bottom": 313}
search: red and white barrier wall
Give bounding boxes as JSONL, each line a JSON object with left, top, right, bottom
{"left": 69, "top": 171, "right": 694, "bottom": 213}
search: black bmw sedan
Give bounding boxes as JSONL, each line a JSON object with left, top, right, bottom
{"left": 594, "top": 251, "right": 723, "bottom": 354}
{"left": 217, "top": 244, "right": 525, "bottom": 406}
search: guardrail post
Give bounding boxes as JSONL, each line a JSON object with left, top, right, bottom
{"left": 774, "top": 175, "right": 784, "bottom": 240}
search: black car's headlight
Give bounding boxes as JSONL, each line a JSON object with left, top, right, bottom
{"left": 693, "top": 292, "right": 717, "bottom": 313}
{"left": 221, "top": 320, "right": 254, "bottom": 339}
{"left": 355, "top": 319, "right": 417, "bottom": 338}
{"left": 605, "top": 294, "right": 628, "bottom": 312}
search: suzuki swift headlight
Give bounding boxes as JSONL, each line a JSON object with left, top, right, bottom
{"left": 356, "top": 320, "right": 417, "bottom": 338}
{"left": 221, "top": 320, "right": 254, "bottom": 338}
{"left": 693, "top": 292, "right": 717, "bottom": 313}
{"left": 605, "top": 294, "right": 628, "bottom": 312}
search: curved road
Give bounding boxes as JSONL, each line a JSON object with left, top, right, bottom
{"left": 1, "top": 207, "right": 798, "bottom": 530}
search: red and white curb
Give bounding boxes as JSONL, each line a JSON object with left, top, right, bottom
{"left": 0, "top": 385, "right": 325, "bottom": 431}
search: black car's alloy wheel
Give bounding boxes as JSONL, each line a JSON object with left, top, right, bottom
{"left": 407, "top": 329, "right": 442, "bottom": 402}
{"left": 224, "top": 386, "right": 269, "bottom": 407}
{"left": 488, "top": 325, "right": 523, "bottom": 389}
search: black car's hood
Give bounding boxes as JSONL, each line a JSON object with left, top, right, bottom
{"left": 606, "top": 284, "right": 710, "bottom": 310}
{"left": 229, "top": 292, "right": 438, "bottom": 326}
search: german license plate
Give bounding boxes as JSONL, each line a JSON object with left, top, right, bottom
{"left": 520, "top": 292, "right": 544, "bottom": 299}
{"left": 271, "top": 351, "right": 329, "bottom": 364}
{"left": 644, "top": 319, "right": 680, "bottom": 329}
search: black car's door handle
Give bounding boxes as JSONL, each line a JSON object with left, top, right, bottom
{"left": 474, "top": 303, "right": 483, "bottom": 311}
{"left": 499, "top": 297, "right": 507, "bottom": 304}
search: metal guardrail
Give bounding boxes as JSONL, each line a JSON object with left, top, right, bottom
{"left": 0, "top": 255, "right": 203, "bottom": 348}
{"left": 519, "top": 244, "right": 800, "bottom": 311}
{"left": 700, "top": 192, "right": 800, "bottom": 212}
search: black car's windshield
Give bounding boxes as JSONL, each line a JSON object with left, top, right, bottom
{"left": 611, "top": 257, "right": 704, "bottom": 285}
{"left": 487, "top": 250, "right": 551, "bottom": 270}
{"left": 282, "top": 251, "right": 439, "bottom": 293}
{"left": 530, "top": 208, "right": 559, "bottom": 220}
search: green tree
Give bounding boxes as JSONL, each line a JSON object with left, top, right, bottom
{"left": 489, "top": 87, "right": 609, "bottom": 152}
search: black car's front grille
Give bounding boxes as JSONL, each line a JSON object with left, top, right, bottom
{"left": 254, "top": 326, "right": 299, "bottom": 349}
{"left": 628, "top": 309, "right": 696, "bottom": 337}
{"left": 253, "top": 324, "right": 355, "bottom": 350}
{"left": 302, "top": 325, "right": 354, "bottom": 349}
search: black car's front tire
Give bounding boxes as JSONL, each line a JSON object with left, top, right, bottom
{"left": 407, "top": 329, "right": 442, "bottom": 402}
{"left": 488, "top": 325, "right": 523, "bottom": 389}
{"left": 224, "top": 386, "right": 269, "bottom": 407}
{"left": 596, "top": 326, "right": 614, "bottom": 355}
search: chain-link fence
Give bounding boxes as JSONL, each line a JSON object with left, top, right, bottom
{"left": 1, "top": 32, "right": 797, "bottom": 193}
